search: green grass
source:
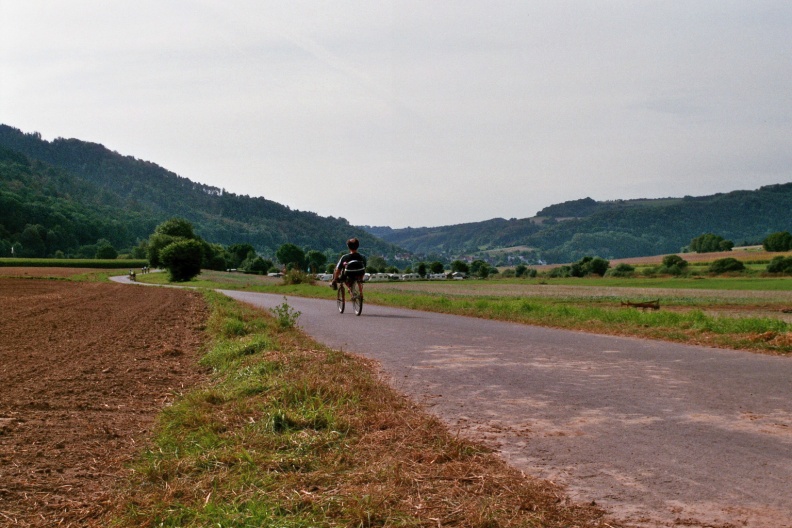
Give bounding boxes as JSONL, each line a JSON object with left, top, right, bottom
{"left": 519, "top": 275, "right": 792, "bottom": 291}
{"left": 111, "top": 290, "right": 608, "bottom": 527}
{"left": 139, "top": 270, "right": 792, "bottom": 355}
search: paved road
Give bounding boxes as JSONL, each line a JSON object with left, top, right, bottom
{"left": 220, "top": 290, "right": 792, "bottom": 527}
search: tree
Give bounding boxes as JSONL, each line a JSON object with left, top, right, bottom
{"left": 95, "top": 239, "right": 118, "bottom": 259}
{"left": 429, "top": 261, "right": 445, "bottom": 274}
{"left": 767, "top": 256, "right": 792, "bottom": 274}
{"left": 276, "top": 243, "right": 305, "bottom": 271}
{"left": 227, "top": 243, "right": 257, "bottom": 268}
{"left": 660, "top": 254, "right": 688, "bottom": 275}
{"left": 416, "top": 262, "right": 427, "bottom": 277}
{"left": 469, "top": 260, "right": 488, "bottom": 276}
{"left": 587, "top": 257, "right": 610, "bottom": 277}
{"left": 160, "top": 239, "right": 204, "bottom": 281}
{"left": 154, "top": 217, "right": 196, "bottom": 239}
{"left": 608, "top": 263, "right": 635, "bottom": 277}
{"left": 451, "top": 260, "right": 470, "bottom": 274}
{"left": 17, "top": 224, "right": 46, "bottom": 257}
{"left": 569, "top": 256, "right": 609, "bottom": 277}
{"left": 763, "top": 231, "right": 792, "bottom": 252}
{"left": 245, "top": 256, "right": 271, "bottom": 275}
{"left": 690, "top": 233, "right": 733, "bottom": 253}
{"left": 708, "top": 257, "right": 745, "bottom": 274}
{"left": 368, "top": 255, "right": 388, "bottom": 271}
{"left": 305, "top": 250, "right": 327, "bottom": 273}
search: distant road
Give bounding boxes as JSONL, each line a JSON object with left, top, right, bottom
{"left": 221, "top": 290, "right": 792, "bottom": 528}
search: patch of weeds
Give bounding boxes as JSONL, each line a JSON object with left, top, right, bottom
{"left": 270, "top": 297, "right": 301, "bottom": 328}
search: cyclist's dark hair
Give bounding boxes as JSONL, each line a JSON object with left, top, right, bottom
{"left": 347, "top": 238, "right": 360, "bottom": 250}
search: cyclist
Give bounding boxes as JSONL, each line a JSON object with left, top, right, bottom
{"left": 331, "top": 237, "right": 367, "bottom": 290}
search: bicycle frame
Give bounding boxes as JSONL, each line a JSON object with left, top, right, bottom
{"left": 337, "top": 276, "right": 364, "bottom": 315}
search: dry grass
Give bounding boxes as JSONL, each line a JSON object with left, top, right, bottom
{"left": 110, "top": 292, "right": 622, "bottom": 527}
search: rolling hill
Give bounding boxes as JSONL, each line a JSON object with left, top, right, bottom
{"left": 4, "top": 123, "right": 791, "bottom": 265}
{"left": 0, "top": 124, "right": 401, "bottom": 259}
{"left": 362, "top": 185, "right": 792, "bottom": 263}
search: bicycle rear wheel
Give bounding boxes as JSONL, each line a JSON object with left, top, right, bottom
{"left": 337, "top": 283, "right": 345, "bottom": 313}
{"left": 351, "top": 281, "right": 363, "bottom": 316}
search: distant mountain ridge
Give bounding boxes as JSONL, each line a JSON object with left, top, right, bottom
{"left": 0, "top": 124, "right": 401, "bottom": 258}
{"left": 4, "top": 124, "right": 791, "bottom": 265}
{"left": 362, "top": 184, "right": 792, "bottom": 263}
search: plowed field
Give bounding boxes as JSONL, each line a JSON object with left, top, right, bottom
{"left": 0, "top": 278, "right": 208, "bottom": 527}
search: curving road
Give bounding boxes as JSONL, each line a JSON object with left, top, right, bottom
{"left": 219, "top": 290, "right": 792, "bottom": 527}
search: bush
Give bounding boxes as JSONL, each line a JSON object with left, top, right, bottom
{"left": 270, "top": 297, "right": 301, "bottom": 328}
{"left": 690, "top": 233, "right": 733, "bottom": 253}
{"left": 548, "top": 265, "right": 572, "bottom": 278}
{"left": 657, "top": 255, "right": 688, "bottom": 276}
{"left": 708, "top": 257, "right": 745, "bottom": 274}
{"left": 570, "top": 256, "right": 610, "bottom": 277}
{"left": 160, "top": 239, "right": 204, "bottom": 281}
{"left": 763, "top": 231, "right": 792, "bottom": 252}
{"left": 607, "top": 263, "right": 635, "bottom": 277}
{"left": 767, "top": 256, "right": 792, "bottom": 274}
{"left": 282, "top": 269, "right": 315, "bottom": 285}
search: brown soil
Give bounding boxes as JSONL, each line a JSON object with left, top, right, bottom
{"left": 0, "top": 278, "right": 209, "bottom": 527}
{"left": 0, "top": 267, "right": 109, "bottom": 278}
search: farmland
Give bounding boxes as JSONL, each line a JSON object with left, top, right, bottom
{"left": 0, "top": 276, "right": 208, "bottom": 526}
{"left": 0, "top": 270, "right": 615, "bottom": 527}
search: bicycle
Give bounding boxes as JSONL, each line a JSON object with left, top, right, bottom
{"left": 336, "top": 265, "right": 365, "bottom": 316}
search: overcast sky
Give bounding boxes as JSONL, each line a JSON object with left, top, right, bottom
{"left": 2, "top": 1, "right": 791, "bottom": 228}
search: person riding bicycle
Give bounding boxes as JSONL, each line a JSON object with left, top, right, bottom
{"left": 331, "top": 237, "right": 367, "bottom": 290}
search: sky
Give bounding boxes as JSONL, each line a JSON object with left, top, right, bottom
{"left": 1, "top": 1, "right": 791, "bottom": 228}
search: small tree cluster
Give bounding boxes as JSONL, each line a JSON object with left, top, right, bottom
{"left": 767, "top": 256, "right": 792, "bottom": 274}
{"left": 708, "top": 257, "right": 745, "bottom": 274}
{"left": 690, "top": 233, "right": 734, "bottom": 253}
{"left": 607, "top": 263, "right": 635, "bottom": 277}
{"left": 762, "top": 231, "right": 792, "bottom": 252}
{"left": 659, "top": 254, "right": 689, "bottom": 275}
{"left": 148, "top": 218, "right": 205, "bottom": 282}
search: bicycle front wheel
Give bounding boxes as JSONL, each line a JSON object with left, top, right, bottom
{"left": 337, "top": 283, "right": 345, "bottom": 313}
{"left": 351, "top": 281, "right": 363, "bottom": 316}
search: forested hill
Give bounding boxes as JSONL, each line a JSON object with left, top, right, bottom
{"left": 363, "top": 184, "right": 792, "bottom": 263}
{"left": 0, "top": 125, "right": 400, "bottom": 257}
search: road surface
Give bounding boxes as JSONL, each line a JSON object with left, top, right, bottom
{"left": 221, "top": 290, "right": 792, "bottom": 528}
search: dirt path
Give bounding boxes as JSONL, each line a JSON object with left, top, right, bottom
{"left": 222, "top": 291, "right": 792, "bottom": 528}
{"left": 0, "top": 278, "right": 208, "bottom": 527}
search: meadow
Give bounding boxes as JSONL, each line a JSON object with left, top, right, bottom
{"left": 139, "top": 263, "right": 792, "bottom": 355}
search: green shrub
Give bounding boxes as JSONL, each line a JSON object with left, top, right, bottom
{"left": 160, "top": 239, "right": 204, "bottom": 282}
{"left": 270, "top": 297, "right": 301, "bottom": 328}
{"left": 607, "top": 263, "right": 635, "bottom": 277}
{"left": 708, "top": 257, "right": 745, "bottom": 274}
{"left": 282, "top": 269, "right": 314, "bottom": 285}
{"left": 767, "top": 256, "right": 792, "bottom": 274}
{"left": 762, "top": 231, "right": 792, "bottom": 252}
{"left": 548, "top": 265, "right": 572, "bottom": 278}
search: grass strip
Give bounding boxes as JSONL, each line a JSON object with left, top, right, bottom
{"left": 367, "top": 291, "right": 792, "bottom": 355}
{"left": 138, "top": 271, "right": 792, "bottom": 355}
{"left": 110, "top": 291, "right": 616, "bottom": 527}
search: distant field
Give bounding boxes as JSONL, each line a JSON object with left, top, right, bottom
{"left": 0, "top": 258, "right": 147, "bottom": 268}
{"left": 137, "top": 269, "right": 792, "bottom": 355}
{"left": 532, "top": 247, "right": 792, "bottom": 271}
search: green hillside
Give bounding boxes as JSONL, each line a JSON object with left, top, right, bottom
{"left": 0, "top": 125, "right": 400, "bottom": 258}
{"left": 364, "top": 186, "right": 792, "bottom": 263}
